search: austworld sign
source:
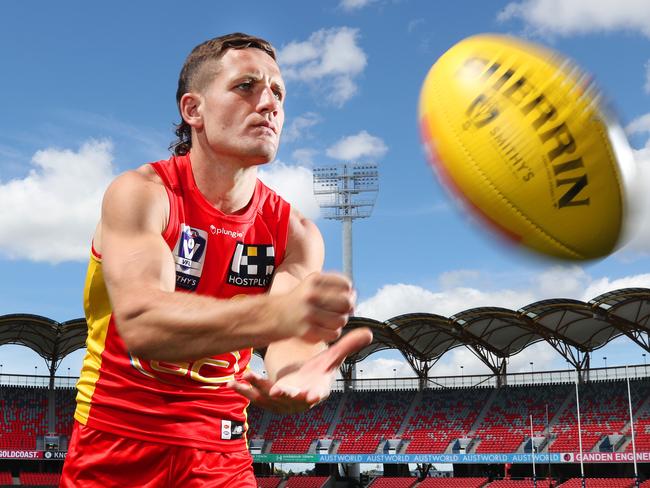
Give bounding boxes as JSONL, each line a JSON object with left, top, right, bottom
{"left": 252, "top": 452, "right": 650, "bottom": 464}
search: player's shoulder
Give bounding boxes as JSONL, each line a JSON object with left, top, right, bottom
{"left": 102, "top": 164, "right": 168, "bottom": 224}
{"left": 106, "top": 164, "right": 164, "bottom": 199}
{"left": 287, "top": 207, "right": 323, "bottom": 250}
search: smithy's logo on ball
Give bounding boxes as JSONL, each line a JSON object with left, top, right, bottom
{"left": 174, "top": 224, "right": 208, "bottom": 291}
{"left": 227, "top": 242, "right": 275, "bottom": 288}
{"left": 463, "top": 93, "right": 499, "bottom": 130}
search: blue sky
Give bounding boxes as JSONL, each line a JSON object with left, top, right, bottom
{"left": 1, "top": 0, "right": 650, "bottom": 379}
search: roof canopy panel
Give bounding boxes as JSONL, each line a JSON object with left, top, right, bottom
{"left": 2, "top": 288, "right": 649, "bottom": 374}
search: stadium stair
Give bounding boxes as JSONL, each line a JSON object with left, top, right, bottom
{"left": 333, "top": 390, "right": 415, "bottom": 454}
{"left": 474, "top": 384, "right": 571, "bottom": 454}
{"left": 620, "top": 381, "right": 650, "bottom": 452}
{"left": 551, "top": 381, "right": 638, "bottom": 453}
{"left": 395, "top": 390, "right": 423, "bottom": 441}
{"left": 402, "top": 388, "right": 491, "bottom": 454}
{"left": 325, "top": 390, "right": 348, "bottom": 438}
{"left": 487, "top": 480, "right": 553, "bottom": 487}
{"left": 469, "top": 388, "right": 500, "bottom": 435}
{"left": 264, "top": 392, "right": 342, "bottom": 454}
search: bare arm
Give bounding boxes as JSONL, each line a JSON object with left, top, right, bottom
{"left": 228, "top": 209, "right": 372, "bottom": 414}
{"left": 100, "top": 170, "right": 352, "bottom": 361}
{"left": 263, "top": 209, "right": 332, "bottom": 382}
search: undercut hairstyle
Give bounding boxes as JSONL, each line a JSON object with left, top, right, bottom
{"left": 170, "top": 32, "right": 277, "bottom": 155}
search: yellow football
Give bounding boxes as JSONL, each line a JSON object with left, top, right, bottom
{"left": 419, "top": 34, "right": 635, "bottom": 260}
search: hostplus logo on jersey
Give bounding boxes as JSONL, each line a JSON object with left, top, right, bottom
{"left": 227, "top": 242, "right": 275, "bottom": 288}
{"left": 174, "top": 224, "right": 208, "bottom": 291}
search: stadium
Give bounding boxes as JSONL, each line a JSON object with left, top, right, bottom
{"left": 1, "top": 287, "right": 650, "bottom": 487}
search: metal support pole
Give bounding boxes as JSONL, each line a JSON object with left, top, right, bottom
{"left": 575, "top": 373, "right": 585, "bottom": 488}
{"left": 626, "top": 366, "right": 639, "bottom": 487}
{"left": 342, "top": 218, "right": 353, "bottom": 283}
{"left": 530, "top": 414, "right": 537, "bottom": 488}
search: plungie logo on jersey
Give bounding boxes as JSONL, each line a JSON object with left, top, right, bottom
{"left": 174, "top": 224, "right": 208, "bottom": 291}
{"left": 227, "top": 242, "right": 275, "bottom": 288}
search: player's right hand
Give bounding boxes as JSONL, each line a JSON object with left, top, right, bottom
{"left": 274, "top": 272, "right": 355, "bottom": 343}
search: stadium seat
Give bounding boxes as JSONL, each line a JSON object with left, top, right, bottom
{"left": 0, "top": 385, "right": 76, "bottom": 450}
{"left": 0, "top": 472, "right": 13, "bottom": 485}
{"left": 550, "top": 381, "right": 646, "bottom": 453}
{"left": 417, "top": 477, "right": 488, "bottom": 487}
{"left": 19, "top": 471, "right": 62, "bottom": 486}
{"left": 263, "top": 392, "right": 341, "bottom": 454}
{"left": 474, "top": 384, "right": 570, "bottom": 454}
{"left": 403, "top": 388, "right": 492, "bottom": 454}
{"left": 256, "top": 476, "right": 282, "bottom": 488}
{"left": 488, "top": 479, "right": 553, "bottom": 487}
{"left": 284, "top": 475, "right": 330, "bottom": 487}
{"left": 333, "top": 390, "right": 415, "bottom": 454}
{"left": 556, "top": 478, "right": 636, "bottom": 487}
{"left": 369, "top": 476, "right": 416, "bottom": 487}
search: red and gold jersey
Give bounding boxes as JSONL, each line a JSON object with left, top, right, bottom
{"left": 74, "top": 153, "right": 291, "bottom": 451}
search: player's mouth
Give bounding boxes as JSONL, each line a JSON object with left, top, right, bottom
{"left": 252, "top": 121, "right": 277, "bottom": 135}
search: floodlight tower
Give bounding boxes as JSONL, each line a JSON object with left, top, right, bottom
{"left": 313, "top": 163, "right": 379, "bottom": 284}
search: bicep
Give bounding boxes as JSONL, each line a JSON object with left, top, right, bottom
{"left": 269, "top": 208, "right": 324, "bottom": 295}
{"left": 100, "top": 173, "right": 175, "bottom": 312}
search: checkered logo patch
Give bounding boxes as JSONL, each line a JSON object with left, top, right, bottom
{"left": 227, "top": 242, "right": 275, "bottom": 288}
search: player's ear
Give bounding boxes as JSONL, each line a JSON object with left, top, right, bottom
{"left": 180, "top": 92, "right": 203, "bottom": 129}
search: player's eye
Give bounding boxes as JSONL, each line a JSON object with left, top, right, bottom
{"left": 236, "top": 80, "right": 254, "bottom": 91}
{"left": 272, "top": 89, "right": 284, "bottom": 102}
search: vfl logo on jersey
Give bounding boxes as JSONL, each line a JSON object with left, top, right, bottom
{"left": 227, "top": 242, "right": 275, "bottom": 288}
{"left": 174, "top": 224, "right": 208, "bottom": 291}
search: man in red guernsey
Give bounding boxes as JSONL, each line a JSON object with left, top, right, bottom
{"left": 60, "top": 32, "right": 373, "bottom": 487}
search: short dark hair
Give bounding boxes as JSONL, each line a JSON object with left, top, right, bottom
{"left": 170, "top": 32, "right": 277, "bottom": 156}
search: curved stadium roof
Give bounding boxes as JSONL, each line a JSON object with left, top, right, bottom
{"left": 1, "top": 288, "right": 649, "bottom": 377}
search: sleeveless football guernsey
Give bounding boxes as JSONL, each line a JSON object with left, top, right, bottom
{"left": 74, "top": 153, "right": 291, "bottom": 451}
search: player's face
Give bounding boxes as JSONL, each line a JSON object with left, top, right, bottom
{"left": 199, "top": 48, "right": 285, "bottom": 166}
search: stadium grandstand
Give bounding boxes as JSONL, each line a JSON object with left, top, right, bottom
{"left": 1, "top": 287, "right": 650, "bottom": 486}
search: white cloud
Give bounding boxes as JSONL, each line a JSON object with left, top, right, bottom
{"left": 282, "top": 112, "right": 322, "bottom": 143}
{"left": 627, "top": 113, "right": 650, "bottom": 136}
{"left": 582, "top": 273, "right": 650, "bottom": 300}
{"left": 357, "top": 267, "right": 650, "bottom": 321}
{"left": 291, "top": 148, "right": 318, "bottom": 166}
{"left": 438, "top": 269, "right": 482, "bottom": 289}
{"left": 278, "top": 28, "right": 367, "bottom": 107}
{"left": 354, "top": 268, "right": 650, "bottom": 378}
{"left": 357, "top": 356, "right": 411, "bottom": 379}
{"left": 258, "top": 161, "right": 320, "bottom": 220}
{"left": 498, "top": 0, "right": 650, "bottom": 37}
{"left": 0, "top": 140, "right": 115, "bottom": 263}
{"left": 533, "top": 265, "right": 591, "bottom": 297}
{"left": 326, "top": 130, "right": 388, "bottom": 161}
{"left": 356, "top": 283, "right": 536, "bottom": 320}
{"left": 339, "top": 0, "right": 377, "bottom": 11}
{"left": 619, "top": 113, "right": 650, "bottom": 254}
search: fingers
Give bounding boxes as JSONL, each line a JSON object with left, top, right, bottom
{"left": 297, "top": 273, "right": 356, "bottom": 343}
{"left": 322, "top": 327, "right": 374, "bottom": 371}
{"left": 229, "top": 371, "right": 315, "bottom": 415}
{"left": 305, "top": 273, "right": 355, "bottom": 314}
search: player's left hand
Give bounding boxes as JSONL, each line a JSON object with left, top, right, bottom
{"left": 228, "top": 328, "right": 373, "bottom": 414}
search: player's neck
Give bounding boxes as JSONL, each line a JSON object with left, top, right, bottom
{"left": 188, "top": 148, "right": 259, "bottom": 216}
